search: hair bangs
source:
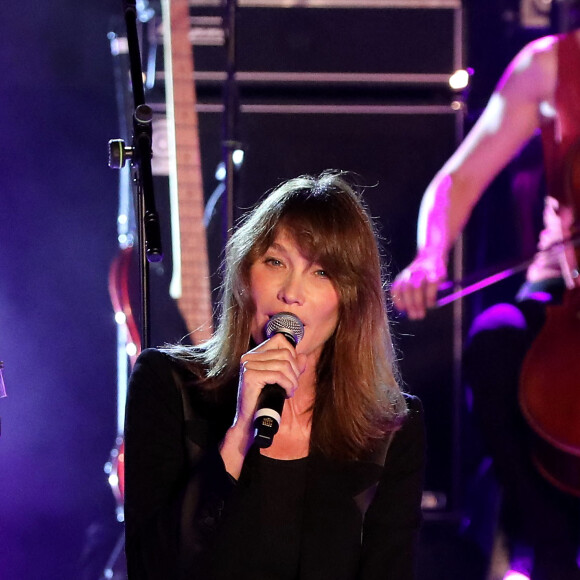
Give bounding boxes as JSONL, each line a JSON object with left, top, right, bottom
{"left": 275, "top": 187, "right": 376, "bottom": 285}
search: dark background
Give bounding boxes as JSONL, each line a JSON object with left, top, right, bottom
{"left": 0, "top": 1, "right": 550, "bottom": 578}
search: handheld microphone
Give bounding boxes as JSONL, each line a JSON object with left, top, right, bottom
{"left": 253, "top": 312, "right": 305, "bottom": 448}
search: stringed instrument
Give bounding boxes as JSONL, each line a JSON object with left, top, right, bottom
{"left": 518, "top": 286, "right": 580, "bottom": 496}
{"left": 107, "top": 0, "right": 213, "bottom": 507}
{"left": 162, "top": 0, "right": 213, "bottom": 344}
{"left": 518, "top": 137, "right": 580, "bottom": 497}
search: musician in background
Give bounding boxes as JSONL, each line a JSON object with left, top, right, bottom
{"left": 124, "top": 171, "right": 425, "bottom": 579}
{"left": 391, "top": 20, "right": 580, "bottom": 580}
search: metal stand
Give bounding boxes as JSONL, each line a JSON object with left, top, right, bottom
{"left": 222, "top": 0, "right": 243, "bottom": 239}
{"left": 108, "top": 0, "right": 163, "bottom": 351}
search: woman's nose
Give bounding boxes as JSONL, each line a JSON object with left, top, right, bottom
{"left": 277, "top": 272, "right": 304, "bottom": 305}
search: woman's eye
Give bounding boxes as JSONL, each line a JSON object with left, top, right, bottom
{"left": 265, "top": 257, "right": 283, "bottom": 267}
{"left": 315, "top": 269, "right": 330, "bottom": 279}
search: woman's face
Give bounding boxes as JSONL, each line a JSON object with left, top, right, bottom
{"left": 249, "top": 229, "right": 340, "bottom": 362}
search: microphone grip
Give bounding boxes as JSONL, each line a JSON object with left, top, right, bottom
{"left": 253, "top": 384, "right": 286, "bottom": 448}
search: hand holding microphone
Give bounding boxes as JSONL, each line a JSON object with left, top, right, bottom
{"left": 253, "top": 312, "right": 304, "bottom": 448}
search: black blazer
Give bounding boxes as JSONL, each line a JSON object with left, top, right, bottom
{"left": 124, "top": 349, "right": 426, "bottom": 580}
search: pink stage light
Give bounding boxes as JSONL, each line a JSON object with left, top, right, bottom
{"left": 504, "top": 571, "right": 530, "bottom": 580}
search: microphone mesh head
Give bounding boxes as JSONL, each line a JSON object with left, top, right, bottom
{"left": 265, "top": 312, "right": 305, "bottom": 345}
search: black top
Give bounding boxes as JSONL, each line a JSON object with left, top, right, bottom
{"left": 123, "top": 349, "right": 426, "bottom": 580}
{"left": 209, "top": 455, "right": 308, "bottom": 579}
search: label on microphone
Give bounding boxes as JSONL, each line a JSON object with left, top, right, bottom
{"left": 253, "top": 408, "right": 282, "bottom": 425}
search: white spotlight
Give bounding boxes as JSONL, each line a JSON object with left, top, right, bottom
{"left": 449, "top": 69, "right": 471, "bottom": 91}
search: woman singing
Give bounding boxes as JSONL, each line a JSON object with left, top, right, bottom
{"left": 124, "top": 170, "right": 426, "bottom": 579}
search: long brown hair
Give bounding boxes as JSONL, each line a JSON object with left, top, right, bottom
{"left": 169, "top": 171, "right": 407, "bottom": 459}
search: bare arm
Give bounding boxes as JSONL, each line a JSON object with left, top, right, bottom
{"left": 391, "top": 35, "right": 557, "bottom": 319}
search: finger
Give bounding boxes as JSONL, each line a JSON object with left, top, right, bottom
{"left": 392, "top": 274, "right": 417, "bottom": 315}
{"left": 390, "top": 279, "right": 406, "bottom": 313}
{"left": 241, "top": 359, "right": 300, "bottom": 395}
{"left": 424, "top": 280, "right": 440, "bottom": 310}
{"left": 249, "top": 333, "right": 298, "bottom": 356}
{"left": 241, "top": 347, "right": 301, "bottom": 378}
{"left": 236, "top": 360, "right": 298, "bottom": 424}
{"left": 406, "top": 274, "right": 429, "bottom": 320}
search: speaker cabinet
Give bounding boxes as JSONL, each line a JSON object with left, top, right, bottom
{"left": 188, "top": 0, "right": 463, "bottom": 86}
